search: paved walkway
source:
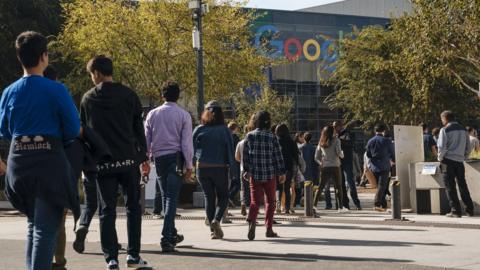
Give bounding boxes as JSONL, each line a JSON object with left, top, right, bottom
{"left": 1, "top": 194, "right": 479, "bottom": 270}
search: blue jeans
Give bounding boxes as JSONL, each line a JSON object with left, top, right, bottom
{"left": 26, "top": 197, "right": 64, "bottom": 270}
{"left": 341, "top": 160, "right": 361, "bottom": 208}
{"left": 197, "top": 167, "right": 229, "bottom": 223}
{"left": 155, "top": 154, "right": 182, "bottom": 247}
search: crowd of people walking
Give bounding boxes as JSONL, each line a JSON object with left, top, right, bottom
{"left": 0, "top": 30, "right": 475, "bottom": 270}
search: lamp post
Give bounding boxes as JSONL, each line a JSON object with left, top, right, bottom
{"left": 189, "top": 0, "right": 207, "bottom": 119}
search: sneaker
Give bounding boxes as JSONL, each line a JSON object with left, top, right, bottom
{"left": 211, "top": 220, "right": 224, "bottom": 239}
{"left": 222, "top": 218, "right": 232, "bottom": 224}
{"left": 152, "top": 214, "right": 163, "bottom": 219}
{"left": 52, "top": 259, "right": 67, "bottom": 270}
{"left": 466, "top": 208, "right": 474, "bottom": 217}
{"left": 446, "top": 212, "right": 462, "bottom": 218}
{"left": 247, "top": 220, "right": 256, "bottom": 241}
{"left": 374, "top": 206, "right": 387, "bottom": 212}
{"left": 338, "top": 207, "right": 349, "bottom": 213}
{"left": 126, "top": 255, "right": 150, "bottom": 269}
{"left": 272, "top": 220, "right": 282, "bottom": 225}
{"left": 107, "top": 260, "right": 119, "bottom": 270}
{"left": 356, "top": 205, "right": 363, "bottom": 211}
{"left": 174, "top": 234, "right": 184, "bottom": 245}
{"left": 73, "top": 226, "right": 88, "bottom": 254}
{"left": 240, "top": 204, "right": 247, "bottom": 216}
{"left": 266, "top": 229, "right": 279, "bottom": 238}
{"left": 161, "top": 243, "right": 176, "bottom": 253}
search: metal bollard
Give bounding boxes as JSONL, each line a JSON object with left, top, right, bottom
{"left": 304, "top": 181, "right": 314, "bottom": 217}
{"left": 391, "top": 177, "right": 401, "bottom": 220}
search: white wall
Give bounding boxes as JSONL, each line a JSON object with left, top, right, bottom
{"left": 301, "top": 0, "right": 413, "bottom": 19}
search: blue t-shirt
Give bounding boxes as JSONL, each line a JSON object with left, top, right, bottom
{"left": 0, "top": 75, "right": 80, "bottom": 141}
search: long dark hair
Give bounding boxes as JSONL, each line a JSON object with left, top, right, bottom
{"left": 252, "top": 110, "right": 271, "bottom": 130}
{"left": 201, "top": 107, "right": 225, "bottom": 126}
{"left": 319, "top": 125, "right": 335, "bottom": 148}
{"left": 275, "top": 123, "right": 290, "bottom": 139}
{"left": 276, "top": 123, "right": 300, "bottom": 163}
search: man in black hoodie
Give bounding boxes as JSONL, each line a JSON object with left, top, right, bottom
{"left": 80, "top": 56, "right": 150, "bottom": 270}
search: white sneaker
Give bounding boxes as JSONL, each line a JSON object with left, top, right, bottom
{"left": 107, "top": 260, "right": 119, "bottom": 270}
{"left": 338, "top": 207, "right": 349, "bottom": 213}
{"left": 126, "top": 255, "right": 151, "bottom": 269}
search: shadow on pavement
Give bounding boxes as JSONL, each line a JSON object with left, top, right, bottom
{"left": 142, "top": 246, "right": 414, "bottom": 264}
{"left": 278, "top": 223, "right": 427, "bottom": 232}
{"left": 253, "top": 237, "right": 450, "bottom": 247}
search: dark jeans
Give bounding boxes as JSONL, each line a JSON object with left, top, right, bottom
{"left": 229, "top": 176, "right": 241, "bottom": 202}
{"left": 229, "top": 163, "right": 241, "bottom": 202}
{"left": 341, "top": 160, "right": 361, "bottom": 208}
{"left": 155, "top": 154, "right": 182, "bottom": 247}
{"left": 441, "top": 159, "right": 474, "bottom": 214}
{"left": 294, "top": 181, "right": 303, "bottom": 207}
{"left": 324, "top": 182, "right": 332, "bottom": 208}
{"left": 276, "top": 170, "right": 293, "bottom": 210}
{"left": 97, "top": 168, "right": 142, "bottom": 262}
{"left": 197, "top": 167, "right": 229, "bottom": 223}
{"left": 153, "top": 180, "right": 163, "bottom": 215}
{"left": 240, "top": 171, "right": 251, "bottom": 206}
{"left": 314, "top": 167, "right": 343, "bottom": 208}
{"left": 79, "top": 172, "right": 98, "bottom": 229}
{"left": 373, "top": 170, "right": 391, "bottom": 208}
{"left": 26, "top": 197, "right": 64, "bottom": 270}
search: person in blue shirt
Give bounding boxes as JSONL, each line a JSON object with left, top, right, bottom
{"left": 421, "top": 123, "right": 437, "bottom": 161}
{"left": 365, "top": 123, "right": 395, "bottom": 212}
{"left": 0, "top": 31, "right": 80, "bottom": 270}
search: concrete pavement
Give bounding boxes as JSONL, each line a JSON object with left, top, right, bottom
{"left": 0, "top": 202, "right": 479, "bottom": 270}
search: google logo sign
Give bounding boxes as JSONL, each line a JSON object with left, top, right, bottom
{"left": 254, "top": 25, "right": 339, "bottom": 64}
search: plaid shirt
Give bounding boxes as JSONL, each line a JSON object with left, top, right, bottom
{"left": 243, "top": 129, "right": 286, "bottom": 182}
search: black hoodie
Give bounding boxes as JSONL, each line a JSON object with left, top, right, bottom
{"left": 80, "top": 82, "right": 147, "bottom": 174}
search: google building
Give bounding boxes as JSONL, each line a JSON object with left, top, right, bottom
{"left": 251, "top": 0, "right": 410, "bottom": 140}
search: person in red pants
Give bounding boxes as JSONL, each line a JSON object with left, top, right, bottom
{"left": 242, "top": 111, "right": 286, "bottom": 240}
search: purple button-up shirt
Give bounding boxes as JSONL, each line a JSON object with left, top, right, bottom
{"left": 145, "top": 102, "right": 194, "bottom": 169}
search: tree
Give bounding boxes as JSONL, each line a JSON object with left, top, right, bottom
{"left": 232, "top": 87, "right": 294, "bottom": 130}
{"left": 0, "top": 0, "right": 66, "bottom": 89}
{"left": 55, "top": 0, "right": 273, "bottom": 103}
{"left": 327, "top": 1, "right": 480, "bottom": 128}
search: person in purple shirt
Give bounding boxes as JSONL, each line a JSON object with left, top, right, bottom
{"left": 144, "top": 81, "right": 194, "bottom": 252}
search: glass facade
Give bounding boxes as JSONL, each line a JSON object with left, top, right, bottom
{"left": 253, "top": 9, "right": 389, "bottom": 140}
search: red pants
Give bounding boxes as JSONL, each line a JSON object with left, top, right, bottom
{"left": 248, "top": 178, "right": 276, "bottom": 229}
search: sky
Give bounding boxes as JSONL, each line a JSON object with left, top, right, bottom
{"left": 243, "top": 0, "right": 343, "bottom": 11}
